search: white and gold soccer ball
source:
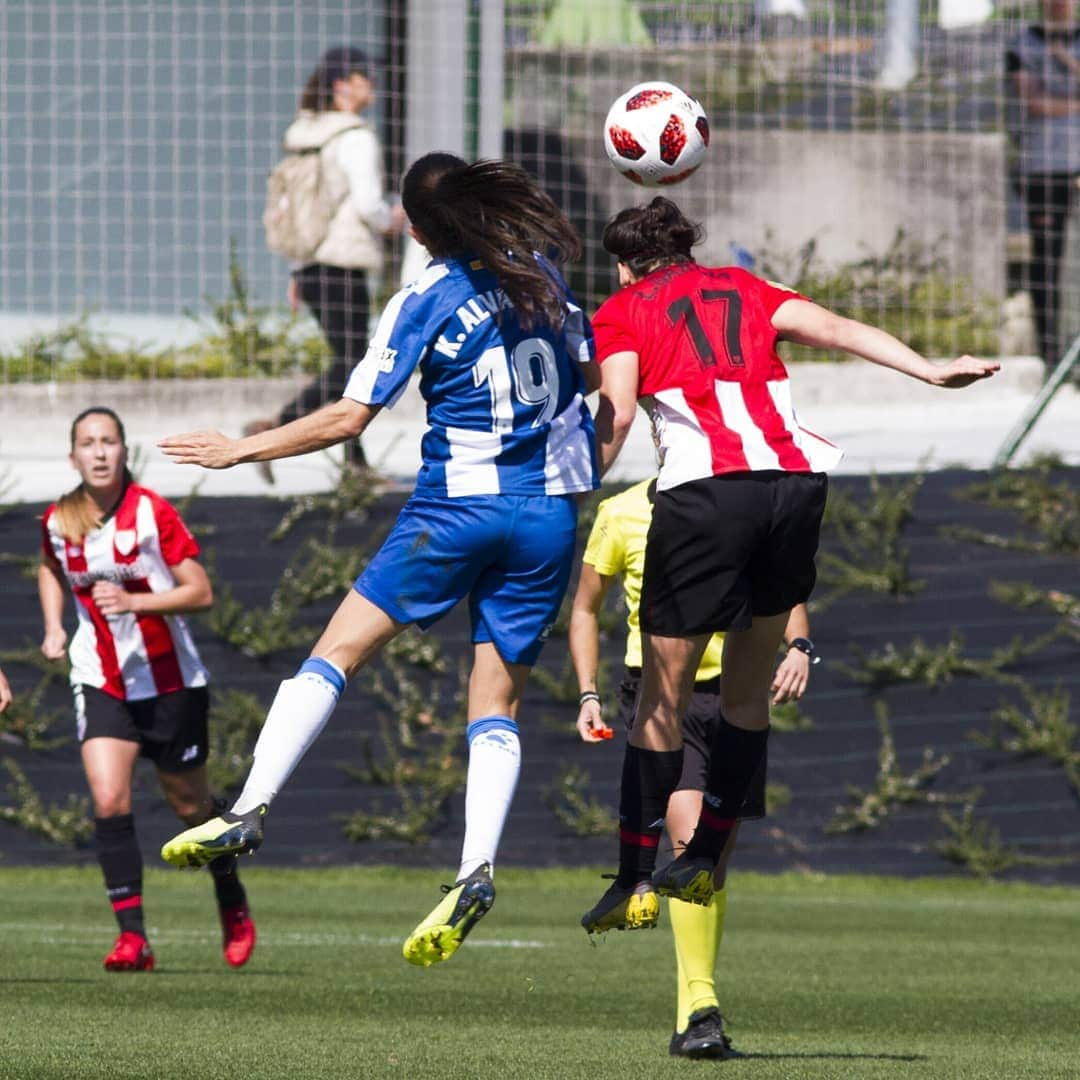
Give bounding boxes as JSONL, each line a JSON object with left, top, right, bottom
{"left": 603, "top": 81, "right": 709, "bottom": 186}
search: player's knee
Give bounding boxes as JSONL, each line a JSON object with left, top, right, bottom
{"left": 92, "top": 790, "right": 131, "bottom": 818}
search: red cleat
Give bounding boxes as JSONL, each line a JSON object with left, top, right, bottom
{"left": 103, "top": 931, "right": 155, "bottom": 972}
{"left": 220, "top": 904, "right": 256, "bottom": 968}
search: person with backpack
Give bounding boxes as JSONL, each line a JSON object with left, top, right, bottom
{"left": 251, "top": 46, "right": 406, "bottom": 481}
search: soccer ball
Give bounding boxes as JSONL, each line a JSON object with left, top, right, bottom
{"left": 603, "top": 81, "right": 709, "bottom": 186}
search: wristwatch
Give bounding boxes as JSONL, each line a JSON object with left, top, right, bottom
{"left": 787, "top": 637, "right": 820, "bottom": 664}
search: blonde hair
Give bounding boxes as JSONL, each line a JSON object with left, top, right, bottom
{"left": 53, "top": 407, "right": 132, "bottom": 543}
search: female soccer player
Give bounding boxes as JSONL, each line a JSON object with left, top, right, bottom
{"left": 581, "top": 196, "right": 999, "bottom": 933}
{"left": 38, "top": 407, "right": 255, "bottom": 971}
{"left": 571, "top": 476, "right": 813, "bottom": 1058}
{"left": 159, "top": 153, "right": 600, "bottom": 967}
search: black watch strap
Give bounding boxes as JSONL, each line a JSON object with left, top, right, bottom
{"left": 788, "top": 637, "right": 819, "bottom": 663}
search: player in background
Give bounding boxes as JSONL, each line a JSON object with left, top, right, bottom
{"left": 38, "top": 407, "right": 255, "bottom": 972}
{"left": 571, "top": 477, "right": 814, "bottom": 1059}
{"left": 158, "top": 153, "right": 600, "bottom": 967}
{"left": 581, "top": 196, "right": 999, "bottom": 933}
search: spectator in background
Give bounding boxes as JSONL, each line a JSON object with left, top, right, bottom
{"left": 1008, "top": 1, "right": 1080, "bottom": 373}
{"left": 247, "top": 46, "right": 406, "bottom": 481}
{"left": 0, "top": 664, "right": 11, "bottom": 712}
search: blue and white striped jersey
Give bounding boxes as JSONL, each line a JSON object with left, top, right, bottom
{"left": 344, "top": 254, "right": 599, "bottom": 497}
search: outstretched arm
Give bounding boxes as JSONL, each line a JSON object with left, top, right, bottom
{"left": 159, "top": 398, "right": 380, "bottom": 470}
{"left": 771, "top": 299, "right": 999, "bottom": 388}
{"left": 0, "top": 665, "right": 11, "bottom": 714}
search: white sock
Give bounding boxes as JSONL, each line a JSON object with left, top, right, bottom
{"left": 231, "top": 658, "right": 345, "bottom": 815}
{"left": 457, "top": 716, "right": 521, "bottom": 880}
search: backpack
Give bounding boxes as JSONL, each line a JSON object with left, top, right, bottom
{"left": 263, "top": 127, "right": 354, "bottom": 262}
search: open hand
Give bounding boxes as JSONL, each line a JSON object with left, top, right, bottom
{"left": 930, "top": 356, "right": 1000, "bottom": 389}
{"left": 159, "top": 429, "right": 241, "bottom": 469}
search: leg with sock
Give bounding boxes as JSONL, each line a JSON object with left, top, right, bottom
{"left": 210, "top": 853, "right": 256, "bottom": 968}
{"left": 233, "top": 656, "right": 346, "bottom": 815}
{"left": 458, "top": 716, "right": 521, "bottom": 880}
{"left": 667, "top": 787, "right": 740, "bottom": 1060}
{"left": 96, "top": 813, "right": 154, "bottom": 972}
{"left": 402, "top": 716, "right": 516, "bottom": 968}
{"left": 671, "top": 888, "right": 728, "bottom": 1028}
{"left": 683, "top": 720, "right": 768, "bottom": 865}
{"left": 161, "top": 657, "right": 346, "bottom": 868}
{"left": 616, "top": 744, "right": 684, "bottom": 887}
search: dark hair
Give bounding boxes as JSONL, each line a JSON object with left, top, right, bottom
{"left": 602, "top": 196, "right": 703, "bottom": 278}
{"left": 401, "top": 152, "right": 583, "bottom": 329}
{"left": 300, "top": 45, "right": 370, "bottom": 112}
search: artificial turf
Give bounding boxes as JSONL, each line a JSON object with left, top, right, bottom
{"left": 0, "top": 866, "right": 1076, "bottom": 1079}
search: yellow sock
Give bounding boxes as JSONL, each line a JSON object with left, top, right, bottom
{"left": 669, "top": 886, "right": 727, "bottom": 1032}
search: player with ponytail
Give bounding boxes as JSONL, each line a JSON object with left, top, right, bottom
{"left": 39, "top": 407, "right": 255, "bottom": 972}
{"left": 158, "top": 152, "right": 599, "bottom": 967}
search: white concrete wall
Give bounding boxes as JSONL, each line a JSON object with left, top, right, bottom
{"left": 2, "top": 359, "right": 1077, "bottom": 505}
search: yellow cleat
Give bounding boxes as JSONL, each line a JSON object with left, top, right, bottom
{"left": 402, "top": 863, "right": 495, "bottom": 967}
{"left": 161, "top": 805, "right": 267, "bottom": 868}
{"left": 580, "top": 878, "right": 660, "bottom": 934}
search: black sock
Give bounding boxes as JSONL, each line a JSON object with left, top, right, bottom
{"left": 685, "top": 721, "right": 769, "bottom": 863}
{"left": 96, "top": 814, "right": 146, "bottom": 936}
{"left": 616, "top": 744, "right": 684, "bottom": 888}
{"left": 209, "top": 855, "right": 247, "bottom": 910}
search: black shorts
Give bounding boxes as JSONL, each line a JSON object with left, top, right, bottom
{"left": 73, "top": 684, "right": 210, "bottom": 773}
{"left": 616, "top": 671, "right": 766, "bottom": 819}
{"left": 640, "top": 471, "right": 828, "bottom": 637}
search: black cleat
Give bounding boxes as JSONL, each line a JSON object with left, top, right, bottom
{"left": 161, "top": 805, "right": 267, "bottom": 868}
{"left": 651, "top": 853, "right": 715, "bottom": 906}
{"left": 669, "top": 1007, "right": 743, "bottom": 1059}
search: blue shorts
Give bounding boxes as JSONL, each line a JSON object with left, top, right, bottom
{"left": 354, "top": 493, "right": 578, "bottom": 666}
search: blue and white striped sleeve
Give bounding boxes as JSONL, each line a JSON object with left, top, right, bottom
{"left": 564, "top": 296, "right": 595, "bottom": 367}
{"left": 343, "top": 284, "right": 436, "bottom": 409}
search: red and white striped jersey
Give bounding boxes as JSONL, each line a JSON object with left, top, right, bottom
{"left": 41, "top": 484, "right": 209, "bottom": 702}
{"left": 593, "top": 263, "right": 843, "bottom": 490}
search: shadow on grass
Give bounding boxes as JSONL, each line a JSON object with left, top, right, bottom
{"left": 150, "top": 968, "right": 297, "bottom": 977}
{"left": 741, "top": 1053, "right": 929, "bottom": 1062}
{"left": 2, "top": 977, "right": 98, "bottom": 985}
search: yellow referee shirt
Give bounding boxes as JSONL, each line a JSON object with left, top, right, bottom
{"left": 583, "top": 479, "right": 725, "bottom": 680}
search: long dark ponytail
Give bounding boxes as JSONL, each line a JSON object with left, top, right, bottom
{"left": 402, "top": 152, "right": 582, "bottom": 329}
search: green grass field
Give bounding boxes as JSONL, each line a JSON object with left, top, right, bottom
{"left": 0, "top": 866, "right": 1077, "bottom": 1079}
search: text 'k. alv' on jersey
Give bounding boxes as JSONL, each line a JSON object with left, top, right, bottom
{"left": 344, "top": 255, "right": 599, "bottom": 497}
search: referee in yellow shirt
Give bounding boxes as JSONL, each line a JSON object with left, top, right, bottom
{"left": 569, "top": 477, "right": 814, "bottom": 1060}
